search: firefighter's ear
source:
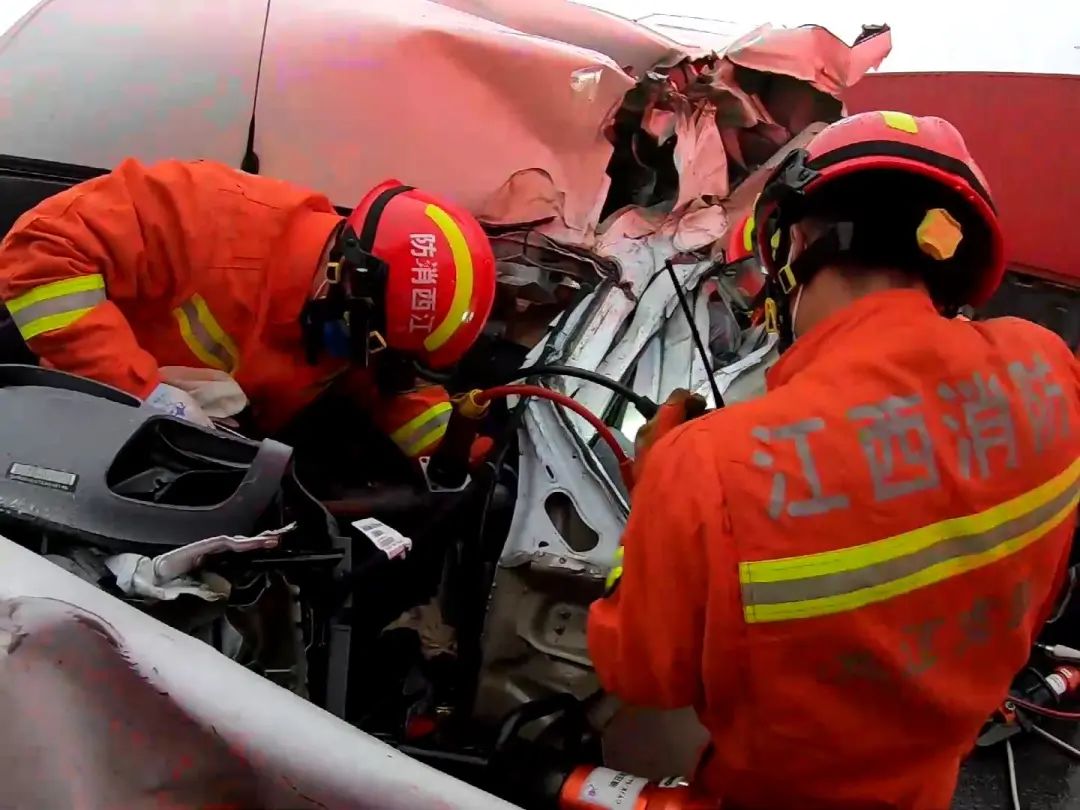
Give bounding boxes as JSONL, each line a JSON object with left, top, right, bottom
{"left": 789, "top": 217, "right": 825, "bottom": 262}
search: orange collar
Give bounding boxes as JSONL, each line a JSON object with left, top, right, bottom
{"left": 268, "top": 210, "right": 344, "bottom": 326}
{"left": 766, "top": 289, "right": 939, "bottom": 389}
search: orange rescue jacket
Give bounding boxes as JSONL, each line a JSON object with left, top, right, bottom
{"left": 589, "top": 289, "right": 1080, "bottom": 810}
{"left": 0, "top": 158, "right": 451, "bottom": 454}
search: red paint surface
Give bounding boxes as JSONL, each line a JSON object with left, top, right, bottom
{"left": 845, "top": 72, "right": 1080, "bottom": 285}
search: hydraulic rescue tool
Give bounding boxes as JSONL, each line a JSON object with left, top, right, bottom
{"left": 401, "top": 694, "right": 719, "bottom": 810}
{"left": 554, "top": 767, "right": 720, "bottom": 810}
{"left": 978, "top": 652, "right": 1080, "bottom": 810}
{"left": 426, "top": 257, "right": 724, "bottom": 493}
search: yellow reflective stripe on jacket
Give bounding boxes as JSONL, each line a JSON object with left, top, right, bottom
{"left": 389, "top": 401, "right": 453, "bottom": 457}
{"left": 605, "top": 545, "right": 625, "bottom": 593}
{"left": 6, "top": 275, "right": 107, "bottom": 340}
{"left": 740, "top": 457, "right": 1080, "bottom": 624}
{"left": 172, "top": 294, "right": 239, "bottom": 373}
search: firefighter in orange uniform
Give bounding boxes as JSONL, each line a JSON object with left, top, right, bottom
{"left": 0, "top": 159, "right": 496, "bottom": 456}
{"left": 588, "top": 112, "right": 1080, "bottom": 809}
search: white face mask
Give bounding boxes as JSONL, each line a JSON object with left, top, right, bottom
{"left": 789, "top": 284, "right": 806, "bottom": 341}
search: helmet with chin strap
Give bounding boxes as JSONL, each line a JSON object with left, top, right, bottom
{"left": 751, "top": 111, "right": 1005, "bottom": 350}
{"left": 301, "top": 180, "right": 497, "bottom": 371}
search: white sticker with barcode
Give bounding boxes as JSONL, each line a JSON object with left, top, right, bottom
{"left": 351, "top": 517, "right": 413, "bottom": 560}
{"left": 577, "top": 767, "right": 648, "bottom": 808}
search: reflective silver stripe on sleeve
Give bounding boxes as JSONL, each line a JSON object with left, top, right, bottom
{"left": 391, "top": 403, "right": 453, "bottom": 456}
{"left": 173, "top": 296, "right": 239, "bottom": 372}
{"left": 9, "top": 288, "right": 106, "bottom": 332}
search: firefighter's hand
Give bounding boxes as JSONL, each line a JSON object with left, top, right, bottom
{"left": 145, "top": 382, "right": 214, "bottom": 427}
{"left": 633, "top": 388, "right": 707, "bottom": 481}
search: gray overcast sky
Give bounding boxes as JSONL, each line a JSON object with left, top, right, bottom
{"left": 2, "top": 0, "right": 1077, "bottom": 74}
{"left": 577, "top": 0, "right": 1080, "bottom": 73}
{"left": 0, "top": 1, "right": 36, "bottom": 34}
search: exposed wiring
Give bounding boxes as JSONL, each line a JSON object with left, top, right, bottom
{"left": 1005, "top": 738, "right": 1020, "bottom": 810}
{"left": 477, "top": 384, "right": 634, "bottom": 488}
{"left": 664, "top": 259, "right": 725, "bottom": 408}
{"left": 1028, "top": 722, "right": 1080, "bottom": 759}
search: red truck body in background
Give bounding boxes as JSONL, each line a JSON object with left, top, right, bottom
{"left": 846, "top": 71, "right": 1080, "bottom": 288}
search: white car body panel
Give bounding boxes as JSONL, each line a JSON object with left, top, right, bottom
{"left": 0, "top": 535, "right": 517, "bottom": 809}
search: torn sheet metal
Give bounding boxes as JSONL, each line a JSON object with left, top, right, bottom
{"left": 501, "top": 132, "right": 846, "bottom": 580}
{"left": 106, "top": 554, "right": 228, "bottom": 602}
{"left": 553, "top": 126, "right": 823, "bottom": 435}
{"left": 724, "top": 24, "right": 893, "bottom": 97}
{"left": 0, "top": 537, "right": 517, "bottom": 810}
{"left": 577, "top": 24, "right": 891, "bottom": 247}
{"left": 105, "top": 525, "right": 294, "bottom": 602}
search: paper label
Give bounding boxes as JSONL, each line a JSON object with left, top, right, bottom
{"left": 7, "top": 462, "right": 78, "bottom": 492}
{"left": 577, "top": 767, "right": 648, "bottom": 808}
{"left": 351, "top": 517, "right": 412, "bottom": 560}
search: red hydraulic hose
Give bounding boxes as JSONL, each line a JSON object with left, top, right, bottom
{"left": 477, "top": 384, "right": 634, "bottom": 489}
{"left": 1010, "top": 697, "right": 1080, "bottom": 721}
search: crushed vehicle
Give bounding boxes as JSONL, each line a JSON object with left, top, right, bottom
{"left": 0, "top": 2, "right": 1075, "bottom": 808}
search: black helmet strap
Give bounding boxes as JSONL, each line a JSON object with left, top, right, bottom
{"left": 300, "top": 184, "right": 414, "bottom": 366}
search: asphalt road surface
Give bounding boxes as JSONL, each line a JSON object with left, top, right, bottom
{"left": 952, "top": 720, "right": 1080, "bottom": 809}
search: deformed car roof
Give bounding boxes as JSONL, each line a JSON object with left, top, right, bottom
{"left": 0, "top": 0, "right": 889, "bottom": 248}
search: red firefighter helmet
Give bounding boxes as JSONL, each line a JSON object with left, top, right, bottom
{"left": 752, "top": 111, "right": 1005, "bottom": 308}
{"left": 333, "top": 180, "right": 496, "bottom": 369}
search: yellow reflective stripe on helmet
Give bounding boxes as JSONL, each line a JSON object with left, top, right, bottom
{"left": 881, "top": 111, "right": 919, "bottom": 134}
{"left": 742, "top": 216, "right": 780, "bottom": 257}
{"left": 422, "top": 203, "right": 474, "bottom": 353}
{"left": 389, "top": 401, "right": 453, "bottom": 457}
{"left": 6, "top": 275, "right": 106, "bottom": 339}
{"left": 740, "top": 458, "right": 1080, "bottom": 624}
{"left": 172, "top": 294, "right": 239, "bottom": 373}
{"left": 742, "top": 215, "right": 755, "bottom": 252}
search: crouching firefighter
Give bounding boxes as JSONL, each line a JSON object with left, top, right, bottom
{"left": 588, "top": 111, "right": 1080, "bottom": 809}
{"left": 0, "top": 158, "right": 497, "bottom": 457}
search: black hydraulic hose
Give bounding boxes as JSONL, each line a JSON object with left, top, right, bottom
{"left": 415, "top": 360, "right": 658, "bottom": 419}
{"left": 508, "top": 363, "right": 658, "bottom": 419}
{"left": 664, "top": 260, "right": 725, "bottom": 408}
{"left": 414, "top": 261, "right": 732, "bottom": 417}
